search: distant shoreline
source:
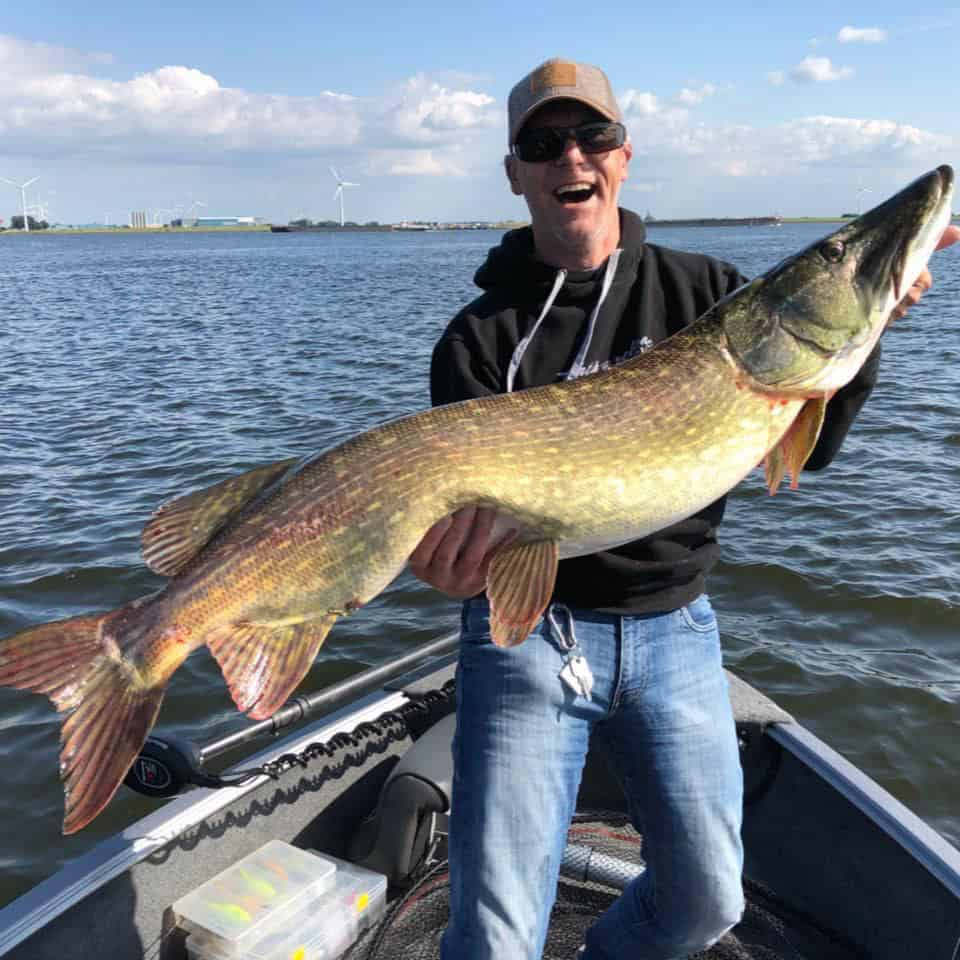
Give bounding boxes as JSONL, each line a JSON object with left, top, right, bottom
{"left": 0, "top": 219, "right": 839, "bottom": 238}
{"left": 2, "top": 215, "right": 956, "bottom": 237}
{"left": 0, "top": 225, "right": 274, "bottom": 236}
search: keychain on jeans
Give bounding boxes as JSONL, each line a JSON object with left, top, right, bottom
{"left": 547, "top": 604, "right": 594, "bottom": 701}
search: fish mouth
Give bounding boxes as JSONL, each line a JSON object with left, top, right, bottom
{"left": 890, "top": 165, "right": 954, "bottom": 300}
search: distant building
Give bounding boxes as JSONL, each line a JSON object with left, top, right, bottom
{"left": 130, "top": 211, "right": 149, "bottom": 229}
{"left": 189, "top": 216, "right": 260, "bottom": 227}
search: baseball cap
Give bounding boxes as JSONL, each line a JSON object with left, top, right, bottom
{"left": 507, "top": 58, "right": 623, "bottom": 145}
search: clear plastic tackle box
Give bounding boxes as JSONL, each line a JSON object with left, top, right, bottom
{"left": 173, "top": 839, "right": 387, "bottom": 960}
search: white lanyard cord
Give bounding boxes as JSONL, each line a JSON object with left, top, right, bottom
{"left": 566, "top": 248, "right": 622, "bottom": 381}
{"left": 505, "top": 249, "right": 623, "bottom": 392}
{"left": 506, "top": 267, "right": 567, "bottom": 393}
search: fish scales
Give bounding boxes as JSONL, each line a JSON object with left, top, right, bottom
{"left": 129, "top": 330, "right": 787, "bottom": 672}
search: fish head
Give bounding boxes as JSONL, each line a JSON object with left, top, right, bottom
{"left": 722, "top": 164, "right": 954, "bottom": 396}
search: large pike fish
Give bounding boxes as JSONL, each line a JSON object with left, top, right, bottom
{"left": 0, "top": 166, "right": 953, "bottom": 833}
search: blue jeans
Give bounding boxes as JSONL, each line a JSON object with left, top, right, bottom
{"left": 440, "top": 596, "right": 744, "bottom": 960}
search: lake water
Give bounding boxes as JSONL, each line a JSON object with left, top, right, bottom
{"left": 0, "top": 223, "right": 957, "bottom": 906}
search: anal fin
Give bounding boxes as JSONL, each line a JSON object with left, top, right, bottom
{"left": 486, "top": 540, "right": 559, "bottom": 648}
{"left": 764, "top": 396, "right": 828, "bottom": 495}
{"left": 207, "top": 614, "right": 337, "bottom": 720}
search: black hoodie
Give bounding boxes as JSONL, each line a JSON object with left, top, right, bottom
{"left": 430, "top": 208, "right": 880, "bottom": 614}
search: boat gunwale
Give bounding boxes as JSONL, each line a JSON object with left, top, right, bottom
{"left": 0, "top": 684, "right": 412, "bottom": 956}
{"left": 768, "top": 722, "right": 960, "bottom": 898}
{"left": 2, "top": 655, "right": 959, "bottom": 957}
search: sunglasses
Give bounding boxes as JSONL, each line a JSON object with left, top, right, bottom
{"left": 511, "top": 121, "right": 627, "bottom": 163}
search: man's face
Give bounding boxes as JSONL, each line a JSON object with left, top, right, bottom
{"left": 505, "top": 101, "right": 631, "bottom": 264}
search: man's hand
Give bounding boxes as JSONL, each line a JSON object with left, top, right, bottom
{"left": 409, "top": 506, "right": 502, "bottom": 599}
{"left": 891, "top": 224, "right": 960, "bottom": 321}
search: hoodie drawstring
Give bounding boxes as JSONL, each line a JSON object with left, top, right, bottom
{"left": 565, "top": 248, "right": 622, "bottom": 381}
{"left": 505, "top": 249, "right": 623, "bottom": 393}
{"left": 506, "top": 267, "right": 567, "bottom": 393}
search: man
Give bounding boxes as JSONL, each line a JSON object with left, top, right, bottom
{"left": 409, "top": 58, "right": 957, "bottom": 960}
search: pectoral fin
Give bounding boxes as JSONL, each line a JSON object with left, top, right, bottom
{"left": 486, "top": 540, "right": 559, "bottom": 648}
{"left": 764, "top": 396, "right": 828, "bottom": 495}
{"left": 207, "top": 614, "right": 337, "bottom": 720}
{"left": 142, "top": 457, "right": 300, "bottom": 576}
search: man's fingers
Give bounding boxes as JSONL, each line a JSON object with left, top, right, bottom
{"left": 455, "top": 507, "right": 496, "bottom": 571}
{"left": 412, "top": 506, "right": 484, "bottom": 577}
{"left": 935, "top": 224, "right": 960, "bottom": 251}
{"left": 409, "top": 515, "right": 453, "bottom": 569}
{"left": 435, "top": 506, "right": 482, "bottom": 569}
{"left": 891, "top": 267, "right": 933, "bottom": 322}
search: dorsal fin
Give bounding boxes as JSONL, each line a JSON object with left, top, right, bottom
{"left": 764, "top": 397, "right": 828, "bottom": 495}
{"left": 141, "top": 457, "right": 300, "bottom": 576}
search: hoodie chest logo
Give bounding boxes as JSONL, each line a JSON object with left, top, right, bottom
{"left": 562, "top": 335, "right": 654, "bottom": 380}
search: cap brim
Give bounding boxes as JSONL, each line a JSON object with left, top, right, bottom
{"left": 510, "top": 94, "right": 621, "bottom": 144}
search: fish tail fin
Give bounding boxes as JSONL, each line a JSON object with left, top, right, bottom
{"left": 0, "top": 613, "right": 166, "bottom": 834}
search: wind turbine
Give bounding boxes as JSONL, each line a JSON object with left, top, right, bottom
{"left": 331, "top": 166, "right": 358, "bottom": 227}
{"left": 1, "top": 175, "right": 40, "bottom": 232}
{"left": 27, "top": 201, "right": 50, "bottom": 224}
{"left": 186, "top": 199, "right": 207, "bottom": 223}
{"left": 856, "top": 185, "right": 872, "bottom": 216}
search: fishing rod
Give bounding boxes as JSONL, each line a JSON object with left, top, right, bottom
{"left": 123, "top": 633, "right": 459, "bottom": 801}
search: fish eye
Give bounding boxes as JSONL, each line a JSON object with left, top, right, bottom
{"left": 819, "top": 240, "right": 846, "bottom": 263}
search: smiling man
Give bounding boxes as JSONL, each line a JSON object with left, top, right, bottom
{"left": 409, "top": 57, "right": 954, "bottom": 960}
{"left": 504, "top": 62, "right": 631, "bottom": 271}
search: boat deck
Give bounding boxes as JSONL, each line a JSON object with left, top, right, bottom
{"left": 343, "top": 810, "right": 864, "bottom": 960}
{"left": 1, "top": 641, "right": 957, "bottom": 960}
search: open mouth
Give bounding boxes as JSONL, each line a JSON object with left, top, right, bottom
{"left": 553, "top": 183, "right": 596, "bottom": 205}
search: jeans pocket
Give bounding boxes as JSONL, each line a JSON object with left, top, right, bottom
{"left": 460, "top": 597, "right": 492, "bottom": 646}
{"left": 678, "top": 595, "right": 718, "bottom": 634}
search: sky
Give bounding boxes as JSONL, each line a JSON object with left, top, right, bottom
{"left": 1, "top": 2, "right": 958, "bottom": 225}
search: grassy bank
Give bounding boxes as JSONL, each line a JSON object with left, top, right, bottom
{"left": 0, "top": 225, "right": 272, "bottom": 236}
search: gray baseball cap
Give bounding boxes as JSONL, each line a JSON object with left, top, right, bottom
{"left": 507, "top": 58, "right": 623, "bottom": 145}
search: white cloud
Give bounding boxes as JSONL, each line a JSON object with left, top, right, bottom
{"left": 609, "top": 92, "right": 950, "bottom": 188}
{"left": 776, "top": 115, "right": 946, "bottom": 166}
{"left": 368, "top": 148, "right": 468, "bottom": 178}
{"left": 0, "top": 35, "right": 498, "bottom": 174}
{"left": 0, "top": 33, "right": 113, "bottom": 73}
{"left": 379, "top": 76, "right": 497, "bottom": 142}
{"left": 767, "top": 71, "right": 786, "bottom": 86}
{"left": 619, "top": 90, "right": 661, "bottom": 117}
{"left": 838, "top": 26, "right": 888, "bottom": 44}
{"left": 790, "top": 56, "right": 854, "bottom": 83}
{"left": 723, "top": 161, "right": 755, "bottom": 177}
{"left": 676, "top": 83, "right": 717, "bottom": 106}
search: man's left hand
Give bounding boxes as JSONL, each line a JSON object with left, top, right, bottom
{"left": 891, "top": 224, "right": 960, "bottom": 321}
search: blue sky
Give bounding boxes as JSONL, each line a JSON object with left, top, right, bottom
{"left": 1, "top": 3, "right": 957, "bottom": 225}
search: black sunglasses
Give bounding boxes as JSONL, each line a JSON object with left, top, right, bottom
{"left": 512, "top": 121, "right": 627, "bottom": 163}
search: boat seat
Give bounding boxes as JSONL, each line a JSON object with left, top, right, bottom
{"left": 348, "top": 712, "right": 455, "bottom": 885}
